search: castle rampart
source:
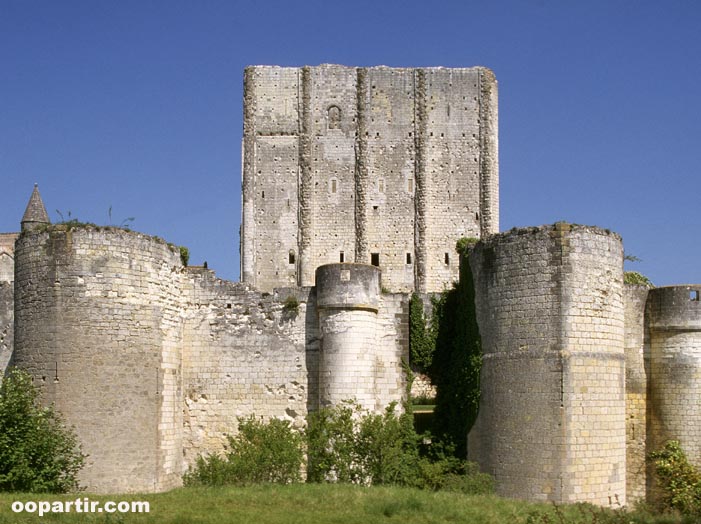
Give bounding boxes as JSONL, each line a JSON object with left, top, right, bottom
{"left": 12, "top": 226, "right": 185, "bottom": 492}
{"left": 646, "top": 285, "right": 701, "bottom": 492}
{"left": 468, "top": 224, "right": 626, "bottom": 504}
{"left": 241, "top": 65, "right": 499, "bottom": 294}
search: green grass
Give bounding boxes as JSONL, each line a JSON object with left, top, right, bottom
{"left": 0, "top": 484, "right": 686, "bottom": 524}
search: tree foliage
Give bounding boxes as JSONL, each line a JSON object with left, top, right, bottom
{"left": 0, "top": 369, "right": 85, "bottom": 493}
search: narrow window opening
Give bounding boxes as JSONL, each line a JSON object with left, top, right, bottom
{"left": 371, "top": 253, "right": 380, "bottom": 267}
{"left": 406, "top": 253, "right": 412, "bottom": 265}
{"left": 691, "top": 290, "right": 699, "bottom": 301}
{"left": 407, "top": 178, "right": 414, "bottom": 193}
{"left": 378, "top": 179, "right": 385, "bottom": 193}
{"left": 227, "top": 303, "right": 232, "bottom": 309}
{"left": 340, "top": 251, "right": 345, "bottom": 263}
{"left": 444, "top": 253, "right": 450, "bottom": 265}
{"left": 261, "top": 190, "right": 265, "bottom": 198}
{"left": 289, "top": 251, "right": 296, "bottom": 265}
{"left": 331, "top": 179, "right": 337, "bottom": 194}
{"left": 373, "top": 205, "right": 378, "bottom": 211}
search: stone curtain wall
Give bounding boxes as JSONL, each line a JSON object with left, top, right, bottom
{"left": 181, "top": 273, "right": 316, "bottom": 466}
{"left": 646, "top": 286, "right": 701, "bottom": 493}
{"left": 13, "top": 227, "right": 185, "bottom": 493}
{"left": 0, "top": 232, "right": 18, "bottom": 283}
{"left": 468, "top": 224, "right": 626, "bottom": 505}
{"left": 0, "top": 282, "right": 12, "bottom": 373}
{"left": 242, "top": 65, "right": 498, "bottom": 294}
{"left": 624, "top": 284, "right": 650, "bottom": 502}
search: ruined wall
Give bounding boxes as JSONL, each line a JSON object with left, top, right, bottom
{"left": 646, "top": 286, "right": 701, "bottom": 488}
{"left": 624, "top": 284, "right": 649, "bottom": 502}
{"left": 0, "top": 233, "right": 17, "bottom": 374}
{"left": 0, "top": 282, "right": 12, "bottom": 373}
{"left": 181, "top": 273, "right": 316, "bottom": 466}
{"left": 242, "top": 65, "right": 498, "bottom": 294}
{"left": 13, "top": 226, "right": 184, "bottom": 493}
{"left": 468, "top": 224, "right": 626, "bottom": 505}
{"left": 0, "top": 233, "right": 17, "bottom": 283}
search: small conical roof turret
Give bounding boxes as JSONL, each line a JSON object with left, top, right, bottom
{"left": 21, "top": 184, "right": 50, "bottom": 232}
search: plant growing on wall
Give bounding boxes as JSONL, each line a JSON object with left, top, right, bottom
{"left": 179, "top": 246, "right": 190, "bottom": 266}
{"left": 427, "top": 238, "right": 482, "bottom": 459}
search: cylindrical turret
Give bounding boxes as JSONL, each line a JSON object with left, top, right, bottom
{"left": 316, "top": 263, "right": 380, "bottom": 411}
{"left": 13, "top": 226, "right": 184, "bottom": 493}
{"left": 468, "top": 224, "right": 626, "bottom": 505}
{"left": 647, "top": 285, "right": 701, "bottom": 476}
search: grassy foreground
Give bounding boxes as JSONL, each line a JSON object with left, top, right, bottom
{"left": 0, "top": 484, "right": 684, "bottom": 524}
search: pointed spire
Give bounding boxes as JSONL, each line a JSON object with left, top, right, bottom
{"left": 21, "top": 184, "right": 50, "bottom": 232}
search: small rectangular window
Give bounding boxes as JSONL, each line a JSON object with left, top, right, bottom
{"left": 444, "top": 253, "right": 450, "bottom": 265}
{"left": 378, "top": 179, "right": 385, "bottom": 193}
{"left": 331, "top": 179, "right": 337, "bottom": 193}
{"left": 289, "top": 251, "right": 296, "bottom": 264}
{"left": 407, "top": 178, "right": 414, "bottom": 193}
{"left": 406, "top": 253, "right": 412, "bottom": 264}
{"left": 371, "top": 253, "right": 380, "bottom": 267}
{"left": 691, "top": 290, "right": 699, "bottom": 301}
{"left": 340, "top": 252, "right": 345, "bottom": 263}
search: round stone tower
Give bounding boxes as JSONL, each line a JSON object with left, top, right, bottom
{"left": 315, "top": 263, "right": 381, "bottom": 411}
{"left": 468, "top": 224, "right": 626, "bottom": 505}
{"left": 646, "top": 285, "right": 701, "bottom": 479}
{"left": 13, "top": 225, "right": 184, "bottom": 493}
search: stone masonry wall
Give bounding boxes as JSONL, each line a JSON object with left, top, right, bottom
{"left": 181, "top": 272, "right": 316, "bottom": 466}
{"left": 242, "top": 65, "right": 498, "bottom": 294}
{"left": 624, "top": 284, "right": 649, "bottom": 502}
{"left": 0, "top": 282, "right": 12, "bottom": 374}
{"left": 468, "top": 224, "right": 625, "bottom": 505}
{"left": 646, "top": 285, "right": 701, "bottom": 497}
{"left": 0, "top": 232, "right": 18, "bottom": 283}
{"left": 13, "top": 226, "right": 184, "bottom": 493}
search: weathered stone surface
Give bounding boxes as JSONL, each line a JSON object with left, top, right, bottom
{"left": 646, "top": 285, "right": 701, "bottom": 498}
{"left": 11, "top": 227, "right": 408, "bottom": 493}
{"left": 241, "top": 65, "right": 499, "bottom": 294}
{"left": 624, "top": 284, "right": 649, "bottom": 503}
{"left": 468, "top": 224, "right": 626, "bottom": 505}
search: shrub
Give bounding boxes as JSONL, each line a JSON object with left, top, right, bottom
{"left": 649, "top": 440, "right": 701, "bottom": 517}
{"left": 306, "top": 401, "right": 493, "bottom": 494}
{"left": 184, "top": 416, "right": 303, "bottom": 486}
{"left": 625, "top": 271, "right": 654, "bottom": 287}
{"left": 0, "top": 369, "right": 85, "bottom": 493}
{"left": 282, "top": 295, "right": 300, "bottom": 315}
{"left": 179, "top": 246, "right": 190, "bottom": 266}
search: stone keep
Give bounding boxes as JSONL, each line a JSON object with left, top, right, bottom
{"left": 240, "top": 65, "right": 499, "bottom": 294}
{"left": 468, "top": 224, "right": 627, "bottom": 505}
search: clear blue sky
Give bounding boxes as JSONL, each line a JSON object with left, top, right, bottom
{"left": 2, "top": 1, "right": 699, "bottom": 285}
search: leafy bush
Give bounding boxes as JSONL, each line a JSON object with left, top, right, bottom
{"left": 649, "top": 440, "right": 701, "bottom": 517}
{"left": 184, "top": 416, "right": 303, "bottom": 486}
{"left": 0, "top": 369, "right": 85, "bottom": 493}
{"left": 306, "top": 401, "right": 493, "bottom": 494}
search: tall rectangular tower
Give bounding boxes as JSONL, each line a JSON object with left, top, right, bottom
{"left": 240, "top": 64, "right": 498, "bottom": 293}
